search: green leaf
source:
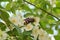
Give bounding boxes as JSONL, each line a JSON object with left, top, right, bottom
{"left": 0, "top": 0, "right": 12, "bottom": 2}
{"left": 0, "top": 5, "right": 4, "bottom": 9}
{"left": 23, "top": 30, "right": 32, "bottom": 36}
{"left": 17, "top": 0, "right": 22, "bottom": 4}
{"left": 24, "top": 13, "right": 33, "bottom": 17}
{"left": 46, "top": 28, "right": 53, "bottom": 34}
{"left": 7, "top": 28, "right": 19, "bottom": 36}
{"left": 0, "top": 22, "right": 6, "bottom": 31}
{"left": 11, "top": 23, "right": 23, "bottom": 40}
{"left": 40, "top": 20, "right": 47, "bottom": 29}
{"left": 22, "top": 30, "right": 32, "bottom": 40}
{"left": 53, "top": 7, "right": 60, "bottom": 13}
{"left": 7, "top": 28, "right": 23, "bottom": 40}
{"left": 5, "top": 3, "right": 12, "bottom": 10}
{"left": 53, "top": 7, "right": 60, "bottom": 17}
{"left": 5, "top": 2, "right": 17, "bottom": 14}
{"left": 20, "top": 4, "right": 32, "bottom": 12}
{"left": 54, "top": 29, "right": 60, "bottom": 40}
{"left": 0, "top": 8, "right": 10, "bottom": 26}
{"left": 23, "top": 34, "right": 33, "bottom": 40}
{"left": 56, "top": 1, "right": 60, "bottom": 7}
{"left": 12, "top": 23, "right": 21, "bottom": 35}
{"left": 54, "top": 35, "right": 60, "bottom": 40}
{"left": 25, "top": 36, "right": 33, "bottom": 40}
{"left": 0, "top": 9, "right": 9, "bottom": 18}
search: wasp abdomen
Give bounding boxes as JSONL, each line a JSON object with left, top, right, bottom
{"left": 24, "top": 18, "right": 35, "bottom": 25}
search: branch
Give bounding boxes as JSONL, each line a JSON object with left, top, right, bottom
{"left": 23, "top": 0, "right": 60, "bottom": 21}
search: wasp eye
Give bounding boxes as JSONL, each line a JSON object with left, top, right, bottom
{"left": 24, "top": 18, "right": 35, "bottom": 25}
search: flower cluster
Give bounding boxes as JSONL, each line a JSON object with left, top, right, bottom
{"left": 9, "top": 12, "right": 51, "bottom": 40}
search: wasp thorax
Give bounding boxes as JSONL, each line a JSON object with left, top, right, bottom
{"left": 24, "top": 18, "right": 35, "bottom": 25}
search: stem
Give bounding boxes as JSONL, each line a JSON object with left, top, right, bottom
{"left": 23, "top": 0, "right": 60, "bottom": 21}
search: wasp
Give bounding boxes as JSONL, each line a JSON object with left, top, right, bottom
{"left": 24, "top": 18, "right": 35, "bottom": 25}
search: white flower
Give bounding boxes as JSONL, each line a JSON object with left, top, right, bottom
{"left": 0, "top": 30, "right": 8, "bottom": 40}
{"left": 16, "top": 14, "right": 24, "bottom": 27}
{"left": 32, "top": 27, "right": 40, "bottom": 40}
{"left": 33, "top": 17, "right": 40, "bottom": 26}
{"left": 9, "top": 13, "right": 24, "bottom": 27}
{"left": 9, "top": 16, "right": 19, "bottom": 25}
{"left": 24, "top": 23, "right": 33, "bottom": 31}
{"left": 38, "top": 28, "right": 51, "bottom": 40}
{"left": 32, "top": 28, "right": 51, "bottom": 40}
{"left": 26, "top": 16, "right": 40, "bottom": 26}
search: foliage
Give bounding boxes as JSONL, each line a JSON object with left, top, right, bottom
{"left": 0, "top": 0, "right": 60, "bottom": 40}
